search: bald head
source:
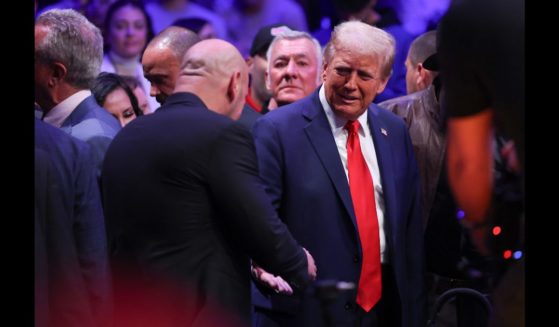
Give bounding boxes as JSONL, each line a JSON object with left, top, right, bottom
{"left": 142, "top": 26, "right": 200, "bottom": 105}
{"left": 147, "top": 26, "right": 201, "bottom": 59}
{"left": 174, "top": 39, "right": 249, "bottom": 120}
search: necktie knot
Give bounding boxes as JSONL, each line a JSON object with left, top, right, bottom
{"left": 344, "top": 120, "right": 360, "bottom": 135}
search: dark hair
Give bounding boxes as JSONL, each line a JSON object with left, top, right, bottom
{"left": 171, "top": 17, "right": 209, "bottom": 34}
{"left": 103, "top": 0, "right": 154, "bottom": 53}
{"left": 92, "top": 72, "right": 143, "bottom": 117}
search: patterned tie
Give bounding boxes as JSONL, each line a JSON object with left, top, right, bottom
{"left": 345, "top": 120, "right": 382, "bottom": 312}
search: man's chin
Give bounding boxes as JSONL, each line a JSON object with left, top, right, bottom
{"left": 277, "top": 92, "right": 304, "bottom": 106}
{"left": 332, "top": 103, "right": 365, "bottom": 120}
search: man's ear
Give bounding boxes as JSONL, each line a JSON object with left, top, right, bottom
{"left": 50, "top": 62, "right": 68, "bottom": 87}
{"left": 376, "top": 77, "right": 390, "bottom": 95}
{"left": 226, "top": 71, "right": 241, "bottom": 103}
{"left": 416, "top": 63, "right": 434, "bottom": 90}
{"left": 321, "top": 62, "right": 328, "bottom": 82}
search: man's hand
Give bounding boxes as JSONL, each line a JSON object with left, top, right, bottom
{"left": 304, "top": 248, "right": 317, "bottom": 281}
{"left": 251, "top": 248, "right": 317, "bottom": 295}
{"left": 251, "top": 265, "right": 294, "bottom": 295}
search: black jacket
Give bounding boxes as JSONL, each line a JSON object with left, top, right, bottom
{"left": 102, "top": 92, "right": 309, "bottom": 325}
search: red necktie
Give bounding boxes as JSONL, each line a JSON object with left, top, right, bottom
{"left": 345, "top": 120, "right": 382, "bottom": 312}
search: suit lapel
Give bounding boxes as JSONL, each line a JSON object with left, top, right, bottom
{"left": 303, "top": 93, "right": 358, "bottom": 230}
{"left": 367, "top": 104, "right": 398, "bottom": 247}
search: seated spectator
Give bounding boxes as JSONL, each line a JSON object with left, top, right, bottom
{"left": 100, "top": 0, "right": 159, "bottom": 113}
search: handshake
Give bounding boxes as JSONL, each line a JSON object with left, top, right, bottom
{"left": 251, "top": 248, "right": 317, "bottom": 295}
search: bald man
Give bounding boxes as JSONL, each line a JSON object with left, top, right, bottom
{"left": 174, "top": 39, "right": 249, "bottom": 120}
{"left": 142, "top": 26, "right": 200, "bottom": 106}
{"left": 102, "top": 39, "right": 315, "bottom": 326}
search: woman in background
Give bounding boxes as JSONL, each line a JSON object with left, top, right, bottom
{"left": 100, "top": 0, "right": 158, "bottom": 113}
{"left": 92, "top": 72, "right": 143, "bottom": 127}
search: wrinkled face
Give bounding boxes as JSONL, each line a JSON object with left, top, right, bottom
{"left": 133, "top": 85, "right": 150, "bottom": 114}
{"left": 404, "top": 57, "right": 419, "bottom": 94}
{"left": 142, "top": 47, "right": 181, "bottom": 105}
{"left": 103, "top": 87, "right": 137, "bottom": 127}
{"left": 107, "top": 5, "right": 148, "bottom": 58}
{"left": 266, "top": 38, "right": 320, "bottom": 106}
{"left": 323, "top": 47, "right": 388, "bottom": 121}
{"left": 248, "top": 54, "right": 272, "bottom": 104}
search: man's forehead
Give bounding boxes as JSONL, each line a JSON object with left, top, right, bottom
{"left": 272, "top": 39, "right": 317, "bottom": 56}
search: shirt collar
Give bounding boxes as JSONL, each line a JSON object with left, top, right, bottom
{"left": 319, "top": 85, "right": 369, "bottom": 136}
{"left": 43, "top": 90, "right": 91, "bottom": 128}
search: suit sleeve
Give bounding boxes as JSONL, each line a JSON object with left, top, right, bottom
{"left": 73, "top": 142, "right": 112, "bottom": 327}
{"left": 402, "top": 126, "right": 427, "bottom": 326}
{"left": 207, "top": 123, "right": 309, "bottom": 290}
{"left": 84, "top": 135, "right": 114, "bottom": 179}
{"left": 36, "top": 149, "right": 97, "bottom": 327}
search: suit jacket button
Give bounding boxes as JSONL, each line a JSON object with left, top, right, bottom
{"left": 345, "top": 302, "right": 352, "bottom": 310}
{"left": 353, "top": 255, "right": 359, "bottom": 262}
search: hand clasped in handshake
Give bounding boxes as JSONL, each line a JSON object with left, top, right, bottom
{"left": 252, "top": 248, "right": 317, "bottom": 295}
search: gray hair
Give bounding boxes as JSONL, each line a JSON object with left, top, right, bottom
{"left": 266, "top": 29, "right": 323, "bottom": 78}
{"left": 407, "top": 30, "right": 437, "bottom": 66}
{"left": 35, "top": 9, "right": 103, "bottom": 89}
{"left": 324, "top": 20, "right": 395, "bottom": 80}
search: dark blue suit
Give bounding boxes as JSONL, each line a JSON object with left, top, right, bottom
{"left": 35, "top": 120, "right": 111, "bottom": 327}
{"left": 59, "top": 95, "right": 121, "bottom": 175}
{"left": 252, "top": 89, "right": 426, "bottom": 326}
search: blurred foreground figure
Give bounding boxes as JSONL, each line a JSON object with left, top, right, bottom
{"left": 439, "top": 0, "right": 524, "bottom": 326}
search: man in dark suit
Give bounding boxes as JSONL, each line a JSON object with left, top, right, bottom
{"left": 102, "top": 39, "right": 316, "bottom": 326}
{"left": 35, "top": 9, "right": 120, "bottom": 174}
{"left": 35, "top": 119, "right": 110, "bottom": 327}
{"left": 251, "top": 21, "right": 425, "bottom": 327}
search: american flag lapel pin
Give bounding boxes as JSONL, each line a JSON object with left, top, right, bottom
{"left": 381, "top": 128, "right": 388, "bottom": 136}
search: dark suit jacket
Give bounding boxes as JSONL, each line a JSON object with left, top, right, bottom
{"left": 238, "top": 104, "right": 262, "bottom": 131}
{"left": 35, "top": 120, "right": 110, "bottom": 327}
{"left": 101, "top": 92, "right": 309, "bottom": 325}
{"left": 251, "top": 89, "right": 426, "bottom": 327}
{"left": 60, "top": 95, "right": 121, "bottom": 175}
